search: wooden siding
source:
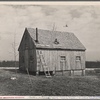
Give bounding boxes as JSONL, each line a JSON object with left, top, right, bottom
{"left": 18, "top": 29, "right": 35, "bottom": 51}
{"left": 28, "top": 49, "right": 37, "bottom": 71}
{"left": 73, "top": 51, "right": 85, "bottom": 70}
{"left": 19, "top": 50, "right": 26, "bottom": 70}
{"left": 18, "top": 29, "right": 85, "bottom": 72}
{"left": 19, "top": 29, "right": 37, "bottom": 72}
{"left": 36, "top": 49, "right": 85, "bottom": 72}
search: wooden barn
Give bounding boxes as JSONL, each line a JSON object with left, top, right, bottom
{"left": 18, "top": 28, "right": 86, "bottom": 76}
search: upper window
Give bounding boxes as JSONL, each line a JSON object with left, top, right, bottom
{"left": 54, "top": 38, "right": 59, "bottom": 44}
{"left": 76, "top": 56, "right": 81, "bottom": 61}
{"left": 60, "top": 56, "right": 66, "bottom": 61}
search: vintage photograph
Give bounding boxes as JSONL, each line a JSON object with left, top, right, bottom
{"left": 0, "top": 1, "right": 100, "bottom": 98}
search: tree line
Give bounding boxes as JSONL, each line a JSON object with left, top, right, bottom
{"left": 0, "top": 61, "right": 100, "bottom": 68}
{"left": 86, "top": 61, "right": 100, "bottom": 68}
{"left": 0, "top": 61, "right": 19, "bottom": 67}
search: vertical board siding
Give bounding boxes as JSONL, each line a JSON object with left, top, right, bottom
{"left": 55, "top": 50, "right": 58, "bottom": 71}
{"left": 19, "top": 51, "right": 21, "bottom": 69}
{"left": 49, "top": 51, "right": 52, "bottom": 71}
{"left": 36, "top": 49, "right": 85, "bottom": 72}
{"left": 65, "top": 52, "right": 70, "bottom": 70}
{"left": 57, "top": 50, "right": 60, "bottom": 71}
{"left": 73, "top": 51, "right": 86, "bottom": 70}
{"left": 21, "top": 50, "right": 25, "bottom": 70}
{"left": 48, "top": 50, "right": 50, "bottom": 70}
{"left": 24, "top": 50, "right": 29, "bottom": 69}
{"left": 51, "top": 51, "right": 54, "bottom": 71}
{"left": 44, "top": 50, "right": 48, "bottom": 71}
{"left": 28, "top": 49, "right": 37, "bottom": 71}
{"left": 81, "top": 52, "right": 86, "bottom": 69}
{"left": 70, "top": 51, "right": 75, "bottom": 70}
{"left": 36, "top": 50, "right": 42, "bottom": 71}
{"left": 52, "top": 51, "right": 56, "bottom": 71}
{"left": 47, "top": 50, "right": 50, "bottom": 70}
{"left": 19, "top": 30, "right": 37, "bottom": 72}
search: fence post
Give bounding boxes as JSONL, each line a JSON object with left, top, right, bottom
{"left": 82, "top": 69, "right": 85, "bottom": 76}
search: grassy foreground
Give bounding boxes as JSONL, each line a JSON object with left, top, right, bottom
{"left": 0, "top": 69, "right": 100, "bottom": 96}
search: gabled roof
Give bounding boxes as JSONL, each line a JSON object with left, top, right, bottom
{"left": 26, "top": 28, "right": 86, "bottom": 50}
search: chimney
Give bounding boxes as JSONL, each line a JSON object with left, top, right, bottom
{"left": 36, "top": 28, "right": 38, "bottom": 43}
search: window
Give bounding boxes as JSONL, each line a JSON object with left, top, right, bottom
{"left": 75, "top": 56, "right": 81, "bottom": 69}
{"left": 76, "top": 56, "right": 81, "bottom": 61}
{"left": 60, "top": 56, "right": 66, "bottom": 61}
{"left": 60, "top": 56, "right": 66, "bottom": 71}
{"left": 54, "top": 38, "right": 59, "bottom": 44}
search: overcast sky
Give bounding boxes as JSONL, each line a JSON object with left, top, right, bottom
{"left": 0, "top": 3, "right": 100, "bottom": 61}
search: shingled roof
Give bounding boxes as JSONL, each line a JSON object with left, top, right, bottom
{"left": 27, "top": 28, "right": 86, "bottom": 50}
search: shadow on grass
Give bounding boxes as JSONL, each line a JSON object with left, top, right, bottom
{"left": 3, "top": 69, "right": 28, "bottom": 75}
{"left": 2, "top": 69, "right": 54, "bottom": 76}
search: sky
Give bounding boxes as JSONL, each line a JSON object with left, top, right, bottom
{"left": 0, "top": 2, "right": 100, "bottom": 61}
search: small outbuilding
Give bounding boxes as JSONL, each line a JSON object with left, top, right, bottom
{"left": 18, "top": 28, "right": 86, "bottom": 76}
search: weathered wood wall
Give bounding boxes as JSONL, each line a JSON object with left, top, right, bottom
{"left": 19, "top": 29, "right": 37, "bottom": 72}
{"left": 36, "top": 49, "right": 85, "bottom": 72}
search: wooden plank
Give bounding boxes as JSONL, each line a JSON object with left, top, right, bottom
{"left": 65, "top": 51, "right": 70, "bottom": 70}
{"left": 38, "top": 50, "right": 43, "bottom": 71}
{"left": 70, "top": 51, "right": 75, "bottom": 70}
{"left": 54, "top": 50, "right": 58, "bottom": 72}
{"left": 57, "top": 50, "right": 60, "bottom": 71}
{"left": 49, "top": 50, "right": 52, "bottom": 71}
{"left": 81, "top": 51, "right": 86, "bottom": 69}
{"left": 29, "top": 49, "right": 36, "bottom": 72}
{"left": 33, "top": 49, "right": 37, "bottom": 71}
{"left": 22, "top": 51, "right": 25, "bottom": 70}
{"left": 47, "top": 50, "right": 50, "bottom": 71}
{"left": 52, "top": 50, "right": 56, "bottom": 72}
{"left": 44, "top": 50, "right": 49, "bottom": 71}
{"left": 24, "top": 49, "right": 29, "bottom": 69}
{"left": 46, "top": 50, "right": 51, "bottom": 70}
{"left": 49, "top": 51, "right": 53, "bottom": 70}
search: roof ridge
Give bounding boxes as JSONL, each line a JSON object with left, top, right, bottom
{"left": 26, "top": 27, "right": 73, "bottom": 34}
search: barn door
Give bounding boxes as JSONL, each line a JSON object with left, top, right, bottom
{"left": 25, "top": 49, "right": 29, "bottom": 69}
{"left": 76, "top": 56, "right": 81, "bottom": 69}
{"left": 60, "top": 56, "right": 66, "bottom": 71}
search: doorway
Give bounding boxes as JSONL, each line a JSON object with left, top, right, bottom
{"left": 60, "top": 56, "right": 66, "bottom": 71}
{"left": 76, "top": 56, "right": 81, "bottom": 69}
{"left": 25, "top": 49, "right": 29, "bottom": 69}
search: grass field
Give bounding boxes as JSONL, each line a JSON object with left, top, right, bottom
{"left": 0, "top": 69, "right": 100, "bottom": 96}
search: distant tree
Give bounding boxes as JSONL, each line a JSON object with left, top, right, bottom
{"left": 52, "top": 22, "right": 57, "bottom": 31}
{"left": 0, "top": 60, "right": 19, "bottom": 67}
{"left": 86, "top": 61, "right": 100, "bottom": 68}
{"left": 9, "top": 33, "right": 18, "bottom": 67}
